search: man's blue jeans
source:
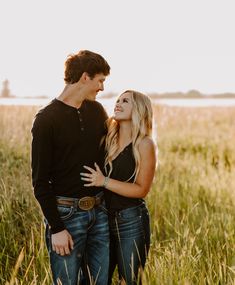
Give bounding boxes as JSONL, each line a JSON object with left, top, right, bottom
{"left": 108, "top": 203, "right": 150, "bottom": 285}
{"left": 45, "top": 196, "right": 109, "bottom": 285}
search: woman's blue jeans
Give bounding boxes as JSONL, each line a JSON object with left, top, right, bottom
{"left": 108, "top": 203, "right": 150, "bottom": 285}
{"left": 45, "top": 198, "right": 109, "bottom": 285}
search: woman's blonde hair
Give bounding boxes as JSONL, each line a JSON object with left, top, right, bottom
{"left": 104, "top": 90, "right": 153, "bottom": 181}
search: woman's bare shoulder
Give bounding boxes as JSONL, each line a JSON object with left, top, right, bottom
{"left": 139, "top": 136, "right": 156, "bottom": 153}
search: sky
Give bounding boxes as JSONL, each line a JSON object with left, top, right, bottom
{"left": 0, "top": 0, "right": 235, "bottom": 98}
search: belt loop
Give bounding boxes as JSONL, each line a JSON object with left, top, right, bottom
{"left": 73, "top": 199, "right": 77, "bottom": 209}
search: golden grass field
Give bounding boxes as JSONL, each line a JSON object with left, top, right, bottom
{"left": 0, "top": 104, "right": 235, "bottom": 284}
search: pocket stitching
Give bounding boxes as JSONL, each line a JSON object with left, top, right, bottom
{"left": 57, "top": 206, "right": 74, "bottom": 220}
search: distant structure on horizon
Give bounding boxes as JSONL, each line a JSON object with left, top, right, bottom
{"left": 1, "top": 79, "right": 11, "bottom": 97}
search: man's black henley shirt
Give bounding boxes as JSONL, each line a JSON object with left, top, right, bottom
{"left": 31, "top": 98, "right": 108, "bottom": 233}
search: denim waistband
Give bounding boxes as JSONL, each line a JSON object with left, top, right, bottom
{"left": 108, "top": 202, "right": 147, "bottom": 218}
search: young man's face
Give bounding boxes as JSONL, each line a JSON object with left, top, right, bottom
{"left": 85, "top": 73, "right": 106, "bottom": 100}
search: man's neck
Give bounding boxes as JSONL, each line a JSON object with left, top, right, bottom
{"left": 57, "top": 84, "right": 85, "bottom": 109}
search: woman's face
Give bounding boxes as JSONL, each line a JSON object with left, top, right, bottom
{"left": 114, "top": 92, "right": 133, "bottom": 121}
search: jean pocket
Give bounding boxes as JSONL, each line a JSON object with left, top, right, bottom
{"left": 118, "top": 214, "right": 142, "bottom": 225}
{"left": 118, "top": 206, "right": 149, "bottom": 224}
{"left": 57, "top": 206, "right": 75, "bottom": 220}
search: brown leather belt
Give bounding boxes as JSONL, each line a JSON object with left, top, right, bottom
{"left": 57, "top": 195, "right": 103, "bottom": 211}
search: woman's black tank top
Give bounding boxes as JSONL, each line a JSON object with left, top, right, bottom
{"left": 104, "top": 143, "right": 143, "bottom": 211}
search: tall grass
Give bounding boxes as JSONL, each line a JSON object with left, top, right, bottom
{"left": 0, "top": 105, "right": 235, "bottom": 284}
{"left": 0, "top": 106, "right": 51, "bottom": 284}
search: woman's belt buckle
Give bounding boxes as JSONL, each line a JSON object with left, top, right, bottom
{"left": 78, "top": 196, "right": 96, "bottom": 210}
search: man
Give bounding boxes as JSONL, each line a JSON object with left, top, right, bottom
{"left": 31, "top": 50, "right": 110, "bottom": 284}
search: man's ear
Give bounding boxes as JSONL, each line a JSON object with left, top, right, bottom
{"left": 81, "top": 72, "right": 90, "bottom": 82}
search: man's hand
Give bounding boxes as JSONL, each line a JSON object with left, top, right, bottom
{"left": 51, "top": 229, "right": 74, "bottom": 256}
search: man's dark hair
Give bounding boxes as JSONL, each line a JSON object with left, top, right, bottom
{"left": 64, "top": 50, "right": 110, "bottom": 84}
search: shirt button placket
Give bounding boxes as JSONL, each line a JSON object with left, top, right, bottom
{"left": 77, "top": 110, "right": 84, "bottom": 131}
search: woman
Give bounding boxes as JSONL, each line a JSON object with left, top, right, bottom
{"left": 81, "top": 90, "right": 157, "bottom": 284}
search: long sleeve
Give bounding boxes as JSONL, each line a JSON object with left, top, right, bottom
{"left": 31, "top": 113, "right": 65, "bottom": 233}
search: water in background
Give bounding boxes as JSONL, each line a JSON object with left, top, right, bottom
{"left": 0, "top": 97, "right": 235, "bottom": 116}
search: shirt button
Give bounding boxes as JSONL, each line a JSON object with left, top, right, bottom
{"left": 81, "top": 127, "right": 84, "bottom": 131}
{"left": 77, "top": 110, "right": 80, "bottom": 114}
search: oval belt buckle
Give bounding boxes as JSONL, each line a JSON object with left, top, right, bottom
{"left": 78, "top": 196, "right": 95, "bottom": 210}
